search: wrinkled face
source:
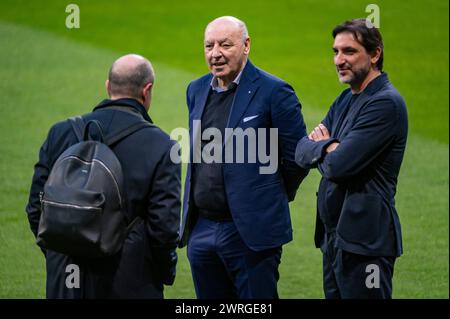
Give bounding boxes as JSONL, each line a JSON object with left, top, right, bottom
{"left": 204, "top": 20, "right": 250, "bottom": 83}
{"left": 333, "top": 32, "right": 372, "bottom": 86}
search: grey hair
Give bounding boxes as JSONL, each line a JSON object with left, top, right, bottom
{"left": 108, "top": 59, "right": 154, "bottom": 99}
{"left": 206, "top": 16, "right": 249, "bottom": 42}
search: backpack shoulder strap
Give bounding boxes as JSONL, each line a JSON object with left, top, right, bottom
{"left": 68, "top": 116, "right": 85, "bottom": 142}
{"left": 105, "top": 121, "right": 154, "bottom": 146}
{"left": 69, "top": 113, "right": 153, "bottom": 146}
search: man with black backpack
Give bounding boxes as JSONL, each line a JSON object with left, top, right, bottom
{"left": 26, "top": 54, "right": 181, "bottom": 298}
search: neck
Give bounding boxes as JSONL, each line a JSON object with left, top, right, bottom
{"left": 351, "top": 69, "right": 381, "bottom": 94}
{"left": 109, "top": 95, "right": 149, "bottom": 110}
{"left": 110, "top": 95, "right": 143, "bottom": 104}
{"left": 217, "top": 77, "right": 232, "bottom": 90}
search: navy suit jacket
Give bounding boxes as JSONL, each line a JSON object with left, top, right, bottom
{"left": 295, "top": 73, "right": 408, "bottom": 257}
{"left": 179, "top": 61, "right": 309, "bottom": 251}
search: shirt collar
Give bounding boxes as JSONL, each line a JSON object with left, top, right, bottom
{"left": 93, "top": 98, "right": 153, "bottom": 123}
{"left": 210, "top": 69, "right": 243, "bottom": 93}
{"left": 361, "top": 72, "right": 389, "bottom": 95}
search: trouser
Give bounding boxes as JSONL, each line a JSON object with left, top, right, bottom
{"left": 45, "top": 221, "right": 164, "bottom": 299}
{"left": 187, "top": 216, "right": 282, "bottom": 299}
{"left": 321, "top": 232, "right": 396, "bottom": 299}
{"left": 45, "top": 250, "right": 118, "bottom": 299}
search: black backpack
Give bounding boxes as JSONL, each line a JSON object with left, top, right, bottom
{"left": 36, "top": 114, "right": 150, "bottom": 258}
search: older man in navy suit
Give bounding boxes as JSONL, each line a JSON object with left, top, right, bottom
{"left": 295, "top": 19, "right": 408, "bottom": 299}
{"left": 179, "top": 16, "right": 309, "bottom": 298}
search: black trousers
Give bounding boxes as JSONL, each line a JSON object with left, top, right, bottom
{"left": 321, "top": 232, "right": 396, "bottom": 299}
{"left": 45, "top": 249, "right": 163, "bottom": 299}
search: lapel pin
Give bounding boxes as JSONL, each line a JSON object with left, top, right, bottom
{"left": 248, "top": 90, "right": 251, "bottom": 94}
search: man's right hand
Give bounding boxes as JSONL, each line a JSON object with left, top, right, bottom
{"left": 163, "top": 250, "right": 177, "bottom": 285}
{"left": 153, "top": 248, "right": 178, "bottom": 285}
{"left": 326, "top": 142, "right": 340, "bottom": 153}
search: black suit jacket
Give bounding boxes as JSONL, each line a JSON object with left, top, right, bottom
{"left": 26, "top": 98, "right": 181, "bottom": 298}
{"left": 295, "top": 73, "right": 408, "bottom": 257}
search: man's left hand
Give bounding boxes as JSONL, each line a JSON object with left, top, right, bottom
{"left": 308, "top": 124, "right": 340, "bottom": 153}
{"left": 309, "top": 123, "right": 330, "bottom": 141}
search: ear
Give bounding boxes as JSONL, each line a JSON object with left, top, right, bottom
{"left": 143, "top": 82, "right": 153, "bottom": 96}
{"left": 370, "top": 47, "right": 382, "bottom": 66}
{"left": 244, "top": 37, "right": 251, "bottom": 55}
{"left": 105, "top": 80, "right": 111, "bottom": 97}
{"left": 142, "top": 82, "right": 154, "bottom": 110}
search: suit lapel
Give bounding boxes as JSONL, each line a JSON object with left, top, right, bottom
{"left": 335, "top": 73, "right": 390, "bottom": 139}
{"left": 191, "top": 76, "right": 212, "bottom": 122}
{"left": 336, "top": 92, "right": 373, "bottom": 139}
{"left": 224, "top": 61, "right": 260, "bottom": 145}
{"left": 188, "top": 76, "right": 212, "bottom": 164}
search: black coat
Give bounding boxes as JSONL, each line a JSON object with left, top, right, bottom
{"left": 26, "top": 98, "right": 181, "bottom": 298}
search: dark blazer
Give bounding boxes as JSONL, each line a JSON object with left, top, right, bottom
{"left": 295, "top": 73, "right": 408, "bottom": 257}
{"left": 26, "top": 98, "right": 181, "bottom": 298}
{"left": 179, "top": 61, "right": 309, "bottom": 251}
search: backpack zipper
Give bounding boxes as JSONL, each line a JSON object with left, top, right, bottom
{"left": 42, "top": 199, "right": 102, "bottom": 211}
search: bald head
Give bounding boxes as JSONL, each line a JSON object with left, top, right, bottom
{"left": 203, "top": 16, "right": 250, "bottom": 89}
{"left": 205, "top": 16, "right": 249, "bottom": 42}
{"left": 107, "top": 54, "right": 154, "bottom": 102}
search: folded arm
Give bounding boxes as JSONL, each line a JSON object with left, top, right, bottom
{"left": 296, "top": 98, "right": 398, "bottom": 182}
